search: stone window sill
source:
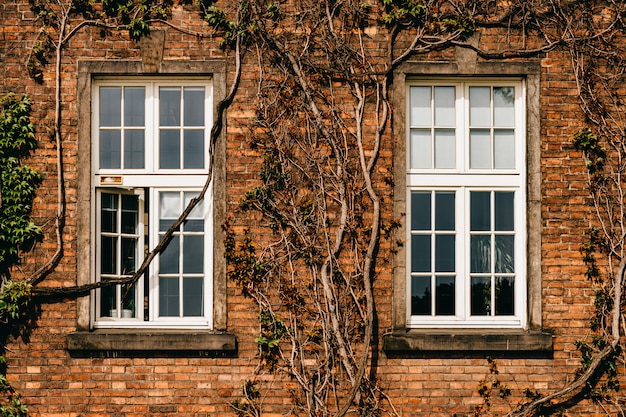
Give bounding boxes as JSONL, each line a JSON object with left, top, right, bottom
{"left": 67, "top": 329, "right": 237, "bottom": 357}
{"left": 383, "top": 329, "right": 552, "bottom": 358}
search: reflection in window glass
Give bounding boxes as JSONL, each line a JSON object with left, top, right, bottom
{"left": 435, "top": 276, "right": 455, "bottom": 315}
{"left": 411, "top": 276, "right": 431, "bottom": 315}
{"left": 493, "top": 87, "right": 515, "bottom": 127}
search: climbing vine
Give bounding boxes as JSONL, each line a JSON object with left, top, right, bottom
{"left": 0, "top": 93, "right": 41, "bottom": 416}
{"left": 4, "top": 0, "right": 626, "bottom": 416}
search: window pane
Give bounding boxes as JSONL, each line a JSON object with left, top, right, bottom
{"left": 121, "top": 237, "right": 136, "bottom": 275}
{"left": 121, "top": 195, "right": 138, "bottom": 234}
{"left": 101, "top": 194, "right": 118, "bottom": 233}
{"left": 159, "top": 277, "right": 180, "bottom": 317}
{"left": 100, "top": 130, "right": 121, "bottom": 169}
{"left": 494, "top": 129, "right": 515, "bottom": 169}
{"left": 435, "top": 192, "right": 455, "bottom": 231}
{"left": 493, "top": 87, "right": 515, "bottom": 127}
{"left": 435, "top": 235, "right": 455, "bottom": 272}
{"left": 411, "top": 235, "right": 431, "bottom": 272}
{"left": 160, "top": 192, "right": 180, "bottom": 219}
{"left": 410, "top": 129, "right": 431, "bottom": 169}
{"left": 183, "top": 278, "right": 204, "bottom": 316}
{"left": 434, "top": 86, "right": 455, "bottom": 127}
{"left": 124, "top": 130, "right": 145, "bottom": 169}
{"left": 470, "top": 235, "right": 491, "bottom": 273}
{"left": 121, "top": 283, "right": 136, "bottom": 317}
{"left": 411, "top": 192, "right": 431, "bottom": 231}
{"left": 434, "top": 129, "right": 455, "bottom": 169}
{"left": 471, "top": 276, "right": 491, "bottom": 315}
{"left": 469, "top": 87, "right": 491, "bottom": 126}
{"left": 184, "top": 192, "right": 204, "bottom": 219}
{"left": 470, "top": 192, "right": 491, "bottom": 231}
{"left": 184, "top": 220, "right": 204, "bottom": 232}
{"left": 495, "top": 192, "right": 514, "bottom": 231}
{"left": 410, "top": 86, "right": 431, "bottom": 126}
{"left": 435, "top": 276, "right": 455, "bottom": 315}
{"left": 184, "top": 88, "right": 205, "bottom": 126}
{"left": 184, "top": 130, "right": 205, "bottom": 169}
{"left": 100, "top": 87, "right": 121, "bottom": 127}
{"left": 100, "top": 236, "right": 117, "bottom": 275}
{"left": 411, "top": 276, "right": 431, "bottom": 315}
{"left": 159, "top": 235, "right": 180, "bottom": 274}
{"left": 160, "top": 87, "right": 181, "bottom": 126}
{"left": 183, "top": 235, "right": 204, "bottom": 274}
{"left": 160, "top": 130, "right": 181, "bottom": 169}
{"left": 100, "top": 285, "right": 115, "bottom": 317}
{"left": 495, "top": 235, "right": 514, "bottom": 273}
{"left": 124, "top": 87, "right": 145, "bottom": 127}
{"left": 470, "top": 129, "right": 491, "bottom": 169}
{"left": 495, "top": 276, "right": 514, "bottom": 315}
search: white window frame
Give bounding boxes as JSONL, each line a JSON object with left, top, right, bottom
{"left": 406, "top": 79, "right": 527, "bottom": 328}
{"left": 91, "top": 78, "right": 214, "bottom": 329}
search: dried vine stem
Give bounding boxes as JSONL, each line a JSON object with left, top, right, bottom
{"left": 30, "top": 0, "right": 244, "bottom": 297}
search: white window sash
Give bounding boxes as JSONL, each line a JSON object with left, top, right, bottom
{"left": 406, "top": 80, "right": 527, "bottom": 329}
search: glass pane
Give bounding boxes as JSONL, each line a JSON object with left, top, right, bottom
{"left": 435, "top": 235, "right": 455, "bottom": 272}
{"left": 411, "top": 192, "right": 431, "bottom": 231}
{"left": 121, "top": 195, "right": 138, "bottom": 234}
{"left": 494, "top": 130, "right": 515, "bottom": 169}
{"left": 469, "top": 87, "right": 491, "bottom": 126}
{"left": 159, "top": 277, "right": 180, "bottom": 317}
{"left": 121, "top": 237, "right": 136, "bottom": 275}
{"left": 184, "top": 220, "right": 204, "bottom": 232}
{"left": 470, "top": 192, "right": 491, "bottom": 231}
{"left": 124, "top": 87, "right": 145, "bottom": 127}
{"left": 470, "top": 235, "right": 491, "bottom": 273}
{"left": 100, "top": 130, "right": 121, "bottom": 169}
{"left": 100, "top": 285, "right": 115, "bottom": 317}
{"left": 100, "top": 87, "right": 121, "bottom": 127}
{"left": 183, "top": 235, "right": 204, "bottom": 274}
{"left": 410, "top": 86, "right": 431, "bottom": 126}
{"left": 411, "top": 276, "right": 431, "bottom": 315}
{"left": 184, "top": 192, "right": 204, "bottom": 219}
{"left": 184, "top": 130, "right": 205, "bottom": 169}
{"left": 434, "top": 129, "right": 455, "bottom": 169}
{"left": 411, "top": 235, "right": 431, "bottom": 273}
{"left": 124, "top": 130, "right": 145, "bottom": 169}
{"left": 470, "top": 129, "right": 491, "bottom": 169}
{"left": 100, "top": 193, "right": 118, "bottom": 233}
{"left": 160, "top": 130, "right": 181, "bottom": 169}
{"left": 435, "top": 192, "right": 455, "bottom": 231}
{"left": 160, "top": 87, "right": 181, "bottom": 126}
{"left": 495, "top": 235, "right": 515, "bottom": 273}
{"left": 121, "top": 283, "right": 136, "bottom": 317}
{"left": 159, "top": 235, "right": 180, "bottom": 274}
{"left": 493, "top": 87, "right": 515, "bottom": 127}
{"left": 100, "top": 236, "right": 117, "bottom": 275}
{"left": 435, "top": 276, "right": 455, "bottom": 315}
{"left": 410, "top": 129, "right": 431, "bottom": 169}
{"left": 160, "top": 220, "right": 175, "bottom": 232}
{"left": 434, "top": 86, "right": 455, "bottom": 127}
{"left": 160, "top": 192, "right": 180, "bottom": 218}
{"left": 183, "top": 278, "right": 204, "bottom": 316}
{"left": 495, "top": 192, "right": 514, "bottom": 231}
{"left": 495, "top": 276, "right": 514, "bottom": 315}
{"left": 184, "top": 88, "right": 205, "bottom": 126}
{"left": 471, "top": 277, "right": 491, "bottom": 315}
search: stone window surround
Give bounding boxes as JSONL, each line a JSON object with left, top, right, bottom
{"left": 384, "top": 58, "right": 552, "bottom": 356}
{"left": 68, "top": 59, "right": 236, "bottom": 355}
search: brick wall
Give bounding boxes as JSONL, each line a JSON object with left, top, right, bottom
{"left": 0, "top": 1, "right": 614, "bottom": 416}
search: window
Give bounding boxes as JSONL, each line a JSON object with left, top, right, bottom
{"left": 406, "top": 81, "right": 526, "bottom": 328}
{"left": 92, "top": 80, "right": 213, "bottom": 329}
